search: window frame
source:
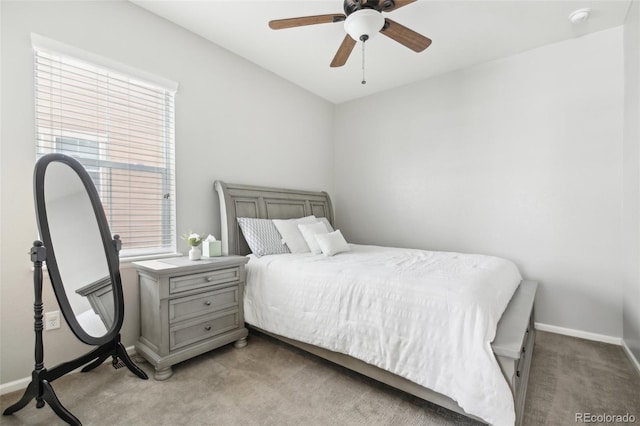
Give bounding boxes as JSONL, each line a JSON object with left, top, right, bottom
{"left": 32, "top": 34, "right": 178, "bottom": 259}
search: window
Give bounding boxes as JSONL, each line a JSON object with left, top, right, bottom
{"left": 33, "top": 36, "right": 177, "bottom": 258}
{"left": 54, "top": 136, "right": 103, "bottom": 186}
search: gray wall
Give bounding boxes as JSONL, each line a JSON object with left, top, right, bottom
{"left": 1, "top": 0, "right": 638, "bottom": 390}
{"left": 334, "top": 27, "right": 625, "bottom": 339}
{"left": 0, "top": 0, "right": 333, "bottom": 386}
{"left": 623, "top": 0, "right": 640, "bottom": 365}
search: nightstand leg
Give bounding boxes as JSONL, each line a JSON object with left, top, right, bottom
{"left": 234, "top": 337, "right": 248, "bottom": 348}
{"left": 154, "top": 366, "right": 173, "bottom": 381}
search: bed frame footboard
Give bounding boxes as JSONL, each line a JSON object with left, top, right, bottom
{"left": 492, "top": 280, "right": 538, "bottom": 426}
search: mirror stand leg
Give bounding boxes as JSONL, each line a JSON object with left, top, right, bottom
{"left": 115, "top": 339, "right": 148, "bottom": 380}
{"left": 40, "top": 380, "right": 81, "bottom": 425}
{"left": 2, "top": 376, "right": 38, "bottom": 415}
{"left": 2, "top": 370, "right": 78, "bottom": 423}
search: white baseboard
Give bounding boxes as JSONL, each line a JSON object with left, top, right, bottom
{"left": 534, "top": 322, "right": 622, "bottom": 345}
{"left": 532, "top": 323, "right": 640, "bottom": 375}
{"left": 0, "top": 377, "right": 32, "bottom": 396}
{"left": 0, "top": 345, "right": 137, "bottom": 396}
{"left": 622, "top": 340, "right": 640, "bottom": 376}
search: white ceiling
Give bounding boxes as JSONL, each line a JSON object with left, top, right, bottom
{"left": 131, "top": 0, "right": 631, "bottom": 104}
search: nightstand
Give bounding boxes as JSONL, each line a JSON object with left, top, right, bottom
{"left": 133, "top": 256, "right": 249, "bottom": 380}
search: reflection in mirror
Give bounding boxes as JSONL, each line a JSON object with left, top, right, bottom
{"left": 44, "top": 161, "right": 115, "bottom": 338}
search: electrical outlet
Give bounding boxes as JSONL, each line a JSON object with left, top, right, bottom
{"left": 45, "top": 311, "right": 60, "bottom": 330}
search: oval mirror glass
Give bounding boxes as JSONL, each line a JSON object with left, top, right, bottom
{"left": 35, "top": 154, "right": 123, "bottom": 345}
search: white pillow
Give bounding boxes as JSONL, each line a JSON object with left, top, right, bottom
{"left": 315, "top": 230, "right": 350, "bottom": 256}
{"left": 272, "top": 215, "right": 318, "bottom": 253}
{"left": 318, "top": 217, "right": 334, "bottom": 232}
{"left": 298, "top": 222, "right": 329, "bottom": 254}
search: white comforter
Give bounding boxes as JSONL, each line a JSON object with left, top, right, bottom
{"left": 244, "top": 244, "right": 522, "bottom": 425}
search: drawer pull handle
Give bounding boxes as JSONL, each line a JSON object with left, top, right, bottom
{"left": 204, "top": 326, "right": 212, "bottom": 331}
{"left": 206, "top": 276, "right": 214, "bottom": 282}
{"left": 204, "top": 301, "right": 211, "bottom": 306}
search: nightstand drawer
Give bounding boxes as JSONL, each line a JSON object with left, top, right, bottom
{"left": 170, "top": 310, "right": 239, "bottom": 351}
{"left": 169, "top": 267, "right": 240, "bottom": 294}
{"left": 169, "top": 286, "right": 239, "bottom": 324}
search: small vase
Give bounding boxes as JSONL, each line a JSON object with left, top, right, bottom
{"left": 189, "top": 245, "right": 201, "bottom": 261}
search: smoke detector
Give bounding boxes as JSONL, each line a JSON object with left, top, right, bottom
{"left": 569, "top": 8, "right": 591, "bottom": 24}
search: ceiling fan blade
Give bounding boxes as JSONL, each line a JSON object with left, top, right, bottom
{"left": 384, "top": 0, "right": 417, "bottom": 12}
{"left": 330, "top": 35, "right": 357, "bottom": 68}
{"left": 269, "top": 14, "right": 346, "bottom": 30}
{"left": 380, "top": 18, "right": 432, "bottom": 52}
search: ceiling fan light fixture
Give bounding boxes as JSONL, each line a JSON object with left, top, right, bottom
{"left": 344, "top": 9, "right": 385, "bottom": 41}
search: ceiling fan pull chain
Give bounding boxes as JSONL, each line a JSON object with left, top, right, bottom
{"left": 360, "top": 34, "right": 368, "bottom": 85}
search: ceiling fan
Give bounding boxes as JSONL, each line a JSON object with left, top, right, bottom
{"left": 268, "top": 0, "right": 432, "bottom": 68}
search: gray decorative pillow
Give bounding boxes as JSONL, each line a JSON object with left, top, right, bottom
{"left": 237, "top": 217, "right": 290, "bottom": 257}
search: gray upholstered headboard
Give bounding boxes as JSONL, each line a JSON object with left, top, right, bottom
{"left": 214, "top": 181, "right": 334, "bottom": 256}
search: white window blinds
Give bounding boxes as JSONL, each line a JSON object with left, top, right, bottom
{"left": 33, "top": 39, "right": 177, "bottom": 258}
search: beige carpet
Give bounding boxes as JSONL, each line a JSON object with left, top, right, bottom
{"left": 1, "top": 331, "right": 639, "bottom": 425}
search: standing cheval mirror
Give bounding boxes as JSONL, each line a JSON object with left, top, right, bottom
{"left": 3, "top": 153, "right": 148, "bottom": 425}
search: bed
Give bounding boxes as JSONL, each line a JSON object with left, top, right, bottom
{"left": 214, "top": 180, "right": 537, "bottom": 426}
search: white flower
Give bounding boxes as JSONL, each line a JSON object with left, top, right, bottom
{"left": 182, "top": 231, "right": 203, "bottom": 246}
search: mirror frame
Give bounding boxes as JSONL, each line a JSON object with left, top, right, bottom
{"left": 34, "top": 153, "right": 124, "bottom": 346}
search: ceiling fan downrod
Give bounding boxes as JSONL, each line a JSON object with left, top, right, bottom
{"left": 360, "top": 34, "right": 368, "bottom": 84}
